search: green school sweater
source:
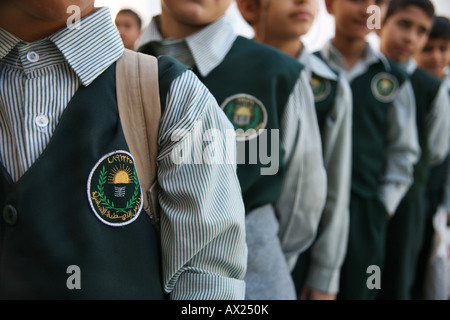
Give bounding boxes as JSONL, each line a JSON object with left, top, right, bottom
{"left": 0, "top": 57, "right": 185, "bottom": 299}
{"left": 310, "top": 71, "right": 339, "bottom": 142}
{"left": 350, "top": 60, "right": 409, "bottom": 198}
{"left": 406, "top": 68, "right": 442, "bottom": 196}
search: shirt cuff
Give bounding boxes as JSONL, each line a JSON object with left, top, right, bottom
{"left": 305, "top": 264, "right": 341, "bottom": 294}
{"left": 169, "top": 273, "right": 246, "bottom": 300}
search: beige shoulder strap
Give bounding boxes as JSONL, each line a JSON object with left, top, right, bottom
{"left": 115, "top": 49, "right": 161, "bottom": 224}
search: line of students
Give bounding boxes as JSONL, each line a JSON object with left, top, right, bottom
{"left": 1, "top": 0, "right": 448, "bottom": 300}
{"left": 135, "top": 0, "right": 450, "bottom": 300}
{"left": 138, "top": 0, "right": 328, "bottom": 300}
{"left": 411, "top": 15, "right": 450, "bottom": 300}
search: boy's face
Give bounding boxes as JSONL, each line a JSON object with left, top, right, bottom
{"left": 161, "top": 0, "right": 233, "bottom": 26}
{"left": 115, "top": 12, "right": 141, "bottom": 50}
{"left": 379, "top": 5, "right": 432, "bottom": 63}
{"left": 415, "top": 38, "right": 450, "bottom": 78}
{"left": 259, "top": 0, "right": 319, "bottom": 40}
{"left": 325, "top": 0, "right": 388, "bottom": 41}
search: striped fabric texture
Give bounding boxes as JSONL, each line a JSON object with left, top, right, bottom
{"left": 0, "top": 7, "right": 124, "bottom": 181}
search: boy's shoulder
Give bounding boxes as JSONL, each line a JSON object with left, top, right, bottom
{"left": 412, "top": 66, "right": 442, "bottom": 88}
{"left": 411, "top": 66, "right": 443, "bottom": 100}
{"left": 230, "top": 36, "right": 304, "bottom": 72}
{"left": 156, "top": 55, "right": 190, "bottom": 112}
{"left": 307, "top": 50, "right": 339, "bottom": 79}
{"left": 383, "top": 58, "right": 409, "bottom": 82}
{"left": 157, "top": 55, "right": 189, "bottom": 82}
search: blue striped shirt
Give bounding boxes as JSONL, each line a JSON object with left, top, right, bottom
{"left": 0, "top": 7, "right": 123, "bottom": 180}
{"left": 0, "top": 7, "right": 246, "bottom": 300}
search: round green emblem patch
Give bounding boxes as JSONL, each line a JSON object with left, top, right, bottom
{"left": 88, "top": 151, "right": 143, "bottom": 227}
{"left": 310, "top": 75, "right": 331, "bottom": 102}
{"left": 221, "top": 94, "right": 268, "bottom": 141}
{"left": 371, "top": 72, "right": 398, "bottom": 103}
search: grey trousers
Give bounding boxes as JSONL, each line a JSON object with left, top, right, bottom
{"left": 244, "top": 205, "right": 297, "bottom": 300}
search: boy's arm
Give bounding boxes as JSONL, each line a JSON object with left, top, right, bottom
{"left": 426, "top": 84, "right": 450, "bottom": 166}
{"left": 156, "top": 70, "right": 247, "bottom": 299}
{"left": 304, "top": 75, "right": 352, "bottom": 294}
{"left": 380, "top": 80, "right": 421, "bottom": 215}
{"left": 275, "top": 70, "right": 327, "bottom": 268}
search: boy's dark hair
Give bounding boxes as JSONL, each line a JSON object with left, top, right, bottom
{"left": 384, "top": 0, "right": 435, "bottom": 23}
{"left": 117, "top": 9, "right": 142, "bottom": 30}
{"left": 428, "top": 16, "right": 450, "bottom": 40}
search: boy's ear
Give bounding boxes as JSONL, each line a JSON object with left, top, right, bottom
{"left": 236, "top": 0, "right": 260, "bottom": 25}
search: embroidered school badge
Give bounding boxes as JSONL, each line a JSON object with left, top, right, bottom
{"left": 371, "top": 72, "right": 398, "bottom": 103}
{"left": 221, "top": 94, "right": 268, "bottom": 141}
{"left": 310, "top": 75, "right": 331, "bottom": 102}
{"left": 87, "top": 151, "right": 143, "bottom": 227}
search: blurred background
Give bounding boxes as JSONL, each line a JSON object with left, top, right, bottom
{"left": 95, "top": 0, "right": 450, "bottom": 51}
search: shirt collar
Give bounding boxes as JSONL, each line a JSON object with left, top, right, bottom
{"left": 320, "top": 40, "right": 392, "bottom": 82}
{"left": 298, "top": 45, "right": 337, "bottom": 81}
{"left": 321, "top": 40, "right": 391, "bottom": 71}
{"left": 0, "top": 27, "right": 21, "bottom": 59}
{"left": 49, "top": 7, "right": 124, "bottom": 86}
{"left": 0, "top": 7, "right": 124, "bottom": 86}
{"left": 400, "top": 58, "right": 417, "bottom": 75}
{"left": 140, "top": 15, "right": 237, "bottom": 77}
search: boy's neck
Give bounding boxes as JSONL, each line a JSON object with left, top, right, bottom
{"left": 381, "top": 51, "right": 410, "bottom": 65}
{"left": 160, "top": 14, "right": 203, "bottom": 39}
{"left": 332, "top": 33, "right": 368, "bottom": 70}
{"left": 255, "top": 34, "right": 303, "bottom": 59}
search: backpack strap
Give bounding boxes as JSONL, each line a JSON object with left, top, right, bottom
{"left": 115, "top": 49, "right": 161, "bottom": 226}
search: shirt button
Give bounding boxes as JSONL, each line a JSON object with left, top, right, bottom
{"left": 35, "top": 115, "right": 49, "bottom": 128}
{"left": 26, "top": 51, "right": 40, "bottom": 63}
{"left": 3, "top": 205, "right": 18, "bottom": 226}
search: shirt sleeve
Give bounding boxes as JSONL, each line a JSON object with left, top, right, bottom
{"left": 379, "top": 80, "right": 421, "bottom": 216}
{"left": 275, "top": 70, "right": 327, "bottom": 269}
{"left": 426, "top": 83, "right": 450, "bottom": 166}
{"left": 156, "top": 70, "right": 247, "bottom": 299}
{"left": 304, "top": 74, "right": 352, "bottom": 293}
{"left": 440, "top": 157, "right": 450, "bottom": 212}
{"left": 435, "top": 87, "right": 450, "bottom": 211}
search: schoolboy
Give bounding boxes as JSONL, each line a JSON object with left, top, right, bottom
{"left": 320, "top": 0, "right": 421, "bottom": 300}
{"left": 377, "top": 0, "right": 450, "bottom": 300}
{"left": 0, "top": 0, "right": 247, "bottom": 299}
{"left": 138, "top": 0, "right": 327, "bottom": 299}
{"left": 237, "top": 0, "right": 352, "bottom": 300}
{"left": 415, "top": 16, "right": 450, "bottom": 82}
{"left": 115, "top": 8, "right": 143, "bottom": 50}
{"left": 413, "top": 15, "right": 450, "bottom": 300}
